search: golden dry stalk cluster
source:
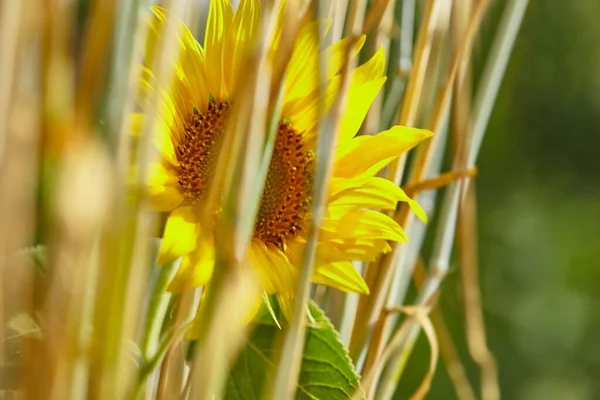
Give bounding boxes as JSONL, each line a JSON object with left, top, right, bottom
{"left": 0, "top": 0, "right": 528, "bottom": 399}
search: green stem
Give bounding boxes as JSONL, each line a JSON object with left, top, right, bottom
{"left": 135, "top": 259, "right": 179, "bottom": 398}
{"left": 134, "top": 319, "right": 194, "bottom": 400}
{"left": 141, "top": 259, "right": 179, "bottom": 359}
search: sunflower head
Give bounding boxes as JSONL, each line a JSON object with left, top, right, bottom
{"left": 138, "top": 1, "right": 432, "bottom": 318}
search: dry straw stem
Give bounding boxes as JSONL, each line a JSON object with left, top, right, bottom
{"left": 343, "top": 0, "right": 369, "bottom": 39}
{"left": 331, "top": 0, "right": 398, "bottom": 348}
{"left": 378, "top": 0, "right": 529, "bottom": 396}
{"left": 358, "top": 0, "right": 491, "bottom": 377}
{"left": 0, "top": 0, "right": 25, "bottom": 367}
{"left": 363, "top": 0, "right": 396, "bottom": 134}
{"left": 75, "top": 0, "right": 116, "bottom": 128}
{"left": 155, "top": 291, "right": 198, "bottom": 399}
{"left": 188, "top": 1, "right": 310, "bottom": 398}
{"left": 459, "top": 184, "right": 499, "bottom": 400}
{"left": 376, "top": 3, "right": 453, "bottom": 358}
{"left": 380, "top": 0, "right": 416, "bottom": 130}
{"left": 412, "top": 258, "right": 478, "bottom": 400}
{"left": 270, "top": 4, "right": 338, "bottom": 400}
{"left": 46, "top": 144, "right": 112, "bottom": 400}
{"left": 0, "top": 0, "right": 23, "bottom": 161}
{"left": 350, "top": 0, "right": 445, "bottom": 358}
{"left": 402, "top": 168, "right": 478, "bottom": 195}
{"left": 0, "top": 1, "right": 41, "bottom": 393}
{"left": 357, "top": 305, "right": 438, "bottom": 400}
{"left": 20, "top": 0, "right": 79, "bottom": 397}
{"left": 91, "top": 1, "right": 187, "bottom": 398}
{"left": 111, "top": 0, "right": 148, "bottom": 169}
{"left": 329, "top": 0, "right": 349, "bottom": 43}
{"left": 387, "top": 0, "right": 445, "bottom": 183}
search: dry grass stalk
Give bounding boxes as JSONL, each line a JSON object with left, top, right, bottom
{"left": 271, "top": 0, "right": 364, "bottom": 396}
{"left": 372, "top": 1, "right": 529, "bottom": 397}
{"left": 458, "top": 184, "right": 499, "bottom": 400}
{"left": 350, "top": 0, "right": 447, "bottom": 359}
{"left": 412, "top": 258, "right": 478, "bottom": 400}
{"left": 0, "top": 0, "right": 530, "bottom": 398}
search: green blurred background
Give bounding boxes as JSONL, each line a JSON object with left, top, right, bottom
{"left": 396, "top": 1, "right": 600, "bottom": 399}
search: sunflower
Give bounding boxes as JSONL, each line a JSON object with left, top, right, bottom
{"left": 139, "top": 1, "right": 432, "bottom": 318}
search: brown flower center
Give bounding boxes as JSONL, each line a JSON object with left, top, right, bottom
{"left": 175, "top": 101, "right": 313, "bottom": 248}
{"left": 254, "top": 122, "right": 314, "bottom": 248}
{"left": 176, "top": 101, "right": 230, "bottom": 201}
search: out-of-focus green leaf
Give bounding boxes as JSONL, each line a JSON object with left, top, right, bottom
{"left": 225, "top": 300, "right": 364, "bottom": 399}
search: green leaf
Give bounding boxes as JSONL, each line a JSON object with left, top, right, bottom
{"left": 225, "top": 300, "right": 365, "bottom": 399}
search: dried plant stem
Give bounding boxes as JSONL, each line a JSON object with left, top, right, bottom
{"left": 359, "top": 0, "right": 491, "bottom": 390}
{"left": 459, "top": 184, "right": 499, "bottom": 400}
{"left": 381, "top": 0, "right": 416, "bottom": 130}
{"left": 0, "top": 0, "right": 22, "bottom": 163}
{"left": 330, "top": 0, "right": 350, "bottom": 42}
{"left": 140, "top": 259, "right": 179, "bottom": 360}
{"left": 420, "top": 0, "right": 528, "bottom": 305}
{"left": 403, "top": 168, "right": 478, "bottom": 195}
{"left": 351, "top": 0, "right": 443, "bottom": 359}
{"left": 358, "top": 1, "right": 488, "bottom": 368}
{"left": 363, "top": 0, "right": 397, "bottom": 134}
{"left": 135, "top": 318, "right": 194, "bottom": 400}
{"left": 156, "top": 291, "right": 198, "bottom": 399}
{"left": 108, "top": 0, "right": 144, "bottom": 157}
{"left": 332, "top": 0, "right": 397, "bottom": 349}
{"left": 344, "top": 0, "right": 369, "bottom": 38}
{"left": 271, "top": 3, "right": 354, "bottom": 398}
{"left": 413, "top": 258, "right": 477, "bottom": 400}
{"left": 387, "top": 0, "right": 444, "bottom": 183}
{"left": 90, "top": 2, "right": 187, "bottom": 398}
{"left": 377, "top": 0, "right": 529, "bottom": 396}
{"left": 361, "top": 0, "right": 394, "bottom": 38}
{"left": 0, "top": 0, "right": 25, "bottom": 369}
{"left": 75, "top": 0, "right": 115, "bottom": 127}
{"left": 187, "top": 1, "right": 314, "bottom": 397}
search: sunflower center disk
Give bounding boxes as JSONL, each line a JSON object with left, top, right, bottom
{"left": 176, "top": 101, "right": 313, "bottom": 248}
{"left": 177, "top": 101, "right": 230, "bottom": 201}
{"left": 255, "top": 122, "right": 314, "bottom": 248}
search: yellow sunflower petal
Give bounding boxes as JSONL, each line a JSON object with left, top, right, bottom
{"left": 152, "top": 117, "right": 180, "bottom": 166}
{"left": 352, "top": 45, "right": 386, "bottom": 84}
{"left": 286, "top": 31, "right": 366, "bottom": 103}
{"left": 157, "top": 207, "right": 198, "bottom": 265}
{"left": 138, "top": 67, "right": 187, "bottom": 147}
{"left": 322, "top": 209, "right": 407, "bottom": 242}
{"left": 167, "top": 236, "right": 215, "bottom": 292}
{"left": 285, "top": 20, "right": 331, "bottom": 101}
{"left": 130, "top": 112, "right": 144, "bottom": 137}
{"left": 286, "top": 75, "right": 340, "bottom": 134}
{"left": 329, "top": 176, "right": 427, "bottom": 222}
{"left": 338, "top": 76, "right": 386, "bottom": 143}
{"left": 277, "top": 293, "right": 294, "bottom": 322}
{"left": 248, "top": 239, "right": 296, "bottom": 294}
{"left": 147, "top": 163, "right": 183, "bottom": 211}
{"left": 335, "top": 126, "right": 433, "bottom": 178}
{"left": 225, "top": 0, "right": 261, "bottom": 93}
{"left": 324, "top": 238, "right": 393, "bottom": 262}
{"left": 286, "top": 42, "right": 380, "bottom": 140}
{"left": 204, "top": 0, "right": 234, "bottom": 99}
{"left": 147, "top": 7, "right": 209, "bottom": 113}
{"left": 313, "top": 261, "right": 369, "bottom": 294}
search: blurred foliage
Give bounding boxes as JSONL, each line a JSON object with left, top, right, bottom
{"left": 395, "top": 1, "right": 600, "bottom": 399}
